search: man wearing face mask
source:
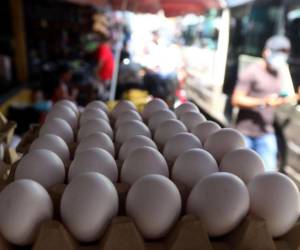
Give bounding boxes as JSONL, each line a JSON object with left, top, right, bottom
{"left": 232, "top": 35, "right": 292, "bottom": 172}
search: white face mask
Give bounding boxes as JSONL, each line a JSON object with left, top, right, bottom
{"left": 266, "top": 52, "right": 288, "bottom": 71}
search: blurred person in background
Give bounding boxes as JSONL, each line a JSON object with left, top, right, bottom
{"left": 232, "top": 35, "right": 297, "bottom": 172}
{"left": 52, "top": 64, "right": 78, "bottom": 103}
{"left": 96, "top": 33, "right": 114, "bottom": 99}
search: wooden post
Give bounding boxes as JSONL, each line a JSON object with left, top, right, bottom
{"left": 10, "top": 0, "right": 28, "bottom": 83}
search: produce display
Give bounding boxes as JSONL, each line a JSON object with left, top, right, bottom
{"left": 0, "top": 98, "right": 299, "bottom": 250}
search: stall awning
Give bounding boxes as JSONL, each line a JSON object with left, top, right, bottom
{"left": 66, "top": 0, "right": 222, "bottom": 16}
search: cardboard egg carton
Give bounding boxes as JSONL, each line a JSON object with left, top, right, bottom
{"left": 0, "top": 177, "right": 299, "bottom": 250}
{"left": 0, "top": 112, "right": 17, "bottom": 146}
{"left": 16, "top": 124, "right": 40, "bottom": 154}
{"left": 3, "top": 108, "right": 299, "bottom": 250}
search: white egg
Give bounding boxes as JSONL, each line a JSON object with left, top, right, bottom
{"left": 148, "top": 109, "right": 177, "bottom": 132}
{"left": 248, "top": 172, "right": 300, "bottom": 237}
{"left": 187, "top": 172, "right": 250, "bottom": 237}
{"left": 80, "top": 108, "right": 109, "bottom": 125}
{"left": 118, "top": 135, "right": 157, "bottom": 162}
{"left": 69, "top": 148, "right": 117, "bottom": 182}
{"left": 77, "top": 118, "right": 113, "bottom": 141}
{"left": 174, "top": 102, "right": 199, "bottom": 117}
{"left": 0, "top": 180, "right": 53, "bottom": 245}
{"left": 55, "top": 100, "right": 79, "bottom": 117}
{"left": 115, "top": 110, "right": 142, "bottom": 129}
{"left": 40, "top": 118, "right": 74, "bottom": 145}
{"left": 60, "top": 172, "right": 118, "bottom": 242}
{"left": 179, "top": 111, "right": 206, "bottom": 131}
{"left": 126, "top": 175, "right": 181, "bottom": 239}
{"left": 163, "top": 132, "right": 202, "bottom": 165}
{"left": 30, "top": 134, "right": 70, "bottom": 166}
{"left": 121, "top": 146, "right": 169, "bottom": 185}
{"left": 142, "top": 98, "right": 168, "bottom": 121}
{"left": 192, "top": 121, "right": 221, "bottom": 144}
{"left": 111, "top": 100, "right": 136, "bottom": 119}
{"left": 220, "top": 148, "right": 265, "bottom": 183}
{"left": 75, "top": 132, "right": 114, "bottom": 157}
{"left": 154, "top": 119, "right": 187, "bottom": 149}
{"left": 46, "top": 104, "right": 78, "bottom": 131}
{"left": 204, "top": 128, "right": 246, "bottom": 162}
{"left": 86, "top": 100, "right": 109, "bottom": 114}
{"left": 115, "top": 120, "right": 151, "bottom": 146}
{"left": 14, "top": 149, "right": 65, "bottom": 189}
{"left": 172, "top": 149, "right": 219, "bottom": 189}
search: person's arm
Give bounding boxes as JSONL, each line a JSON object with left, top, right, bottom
{"left": 280, "top": 86, "right": 300, "bottom": 104}
{"left": 232, "top": 89, "right": 267, "bottom": 108}
{"left": 232, "top": 89, "right": 289, "bottom": 108}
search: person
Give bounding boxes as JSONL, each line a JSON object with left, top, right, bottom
{"left": 52, "top": 64, "right": 78, "bottom": 103}
{"left": 96, "top": 34, "right": 114, "bottom": 88}
{"left": 231, "top": 35, "right": 293, "bottom": 172}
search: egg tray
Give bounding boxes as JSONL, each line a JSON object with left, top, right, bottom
{"left": 0, "top": 111, "right": 17, "bottom": 146}
{"left": 16, "top": 124, "right": 41, "bottom": 154}
{"left": 5, "top": 119, "right": 300, "bottom": 250}
{"left": 0, "top": 175, "right": 299, "bottom": 250}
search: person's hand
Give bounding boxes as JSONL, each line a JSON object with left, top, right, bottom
{"left": 264, "top": 94, "right": 286, "bottom": 107}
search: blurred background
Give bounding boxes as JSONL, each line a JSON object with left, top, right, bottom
{"left": 1, "top": 0, "right": 300, "bottom": 182}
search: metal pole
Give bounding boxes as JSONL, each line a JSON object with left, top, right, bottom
{"left": 109, "top": 0, "right": 128, "bottom": 101}
{"left": 109, "top": 34, "right": 123, "bottom": 101}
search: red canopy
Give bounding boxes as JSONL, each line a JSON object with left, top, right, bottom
{"left": 161, "top": 0, "right": 220, "bottom": 17}
{"left": 67, "top": 0, "right": 221, "bottom": 16}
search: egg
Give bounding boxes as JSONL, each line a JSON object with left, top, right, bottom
{"left": 86, "top": 100, "right": 109, "bottom": 114}
{"left": 179, "top": 111, "right": 206, "bottom": 131}
{"left": 192, "top": 121, "right": 221, "bottom": 144}
{"left": 77, "top": 118, "right": 113, "bottom": 141}
{"left": 204, "top": 128, "right": 246, "bottom": 162}
{"left": 55, "top": 100, "right": 79, "bottom": 117}
{"left": 148, "top": 109, "right": 177, "bottom": 132}
{"left": 118, "top": 135, "right": 157, "bottom": 162}
{"left": 39, "top": 118, "right": 74, "bottom": 145}
{"left": 75, "top": 132, "right": 114, "bottom": 157}
{"left": 15, "top": 149, "right": 65, "bottom": 189}
{"left": 80, "top": 108, "right": 109, "bottom": 125}
{"left": 248, "top": 172, "right": 300, "bottom": 237}
{"left": 111, "top": 100, "right": 136, "bottom": 120}
{"left": 163, "top": 132, "right": 202, "bottom": 165}
{"left": 115, "top": 110, "right": 142, "bottom": 129}
{"left": 46, "top": 104, "right": 78, "bottom": 131}
{"left": 172, "top": 149, "right": 218, "bottom": 189}
{"left": 60, "top": 172, "right": 118, "bottom": 242}
{"left": 0, "top": 180, "right": 53, "bottom": 245}
{"left": 220, "top": 148, "right": 265, "bottom": 183}
{"left": 174, "top": 102, "right": 199, "bottom": 117}
{"left": 69, "top": 148, "right": 117, "bottom": 182}
{"left": 187, "top": 172, "right": 250, "bottom": 237}
{"left": 121, "top": 146, "right": 169, "bottom": 185}
{"left": 154, "top": 119, "right": 187, "bottom": 149}
{"left": 115, "top": 120, "right": 151, "bottom": 146}
{"left": 126, "top": 175, "right": 181, "bottom": 239}
{"left": 30, "top": 134, "right": 70, "bottom": 166}
{"left": 142, "top": 98, "right": 168, "bottom": 121}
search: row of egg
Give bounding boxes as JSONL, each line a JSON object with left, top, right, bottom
{"left": 18, "top": 98, "right": 261, "bottom": 187}
{"left": 0, "top": 99, "right": 299, "bottom": 246}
